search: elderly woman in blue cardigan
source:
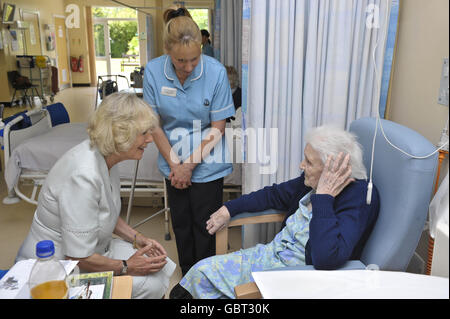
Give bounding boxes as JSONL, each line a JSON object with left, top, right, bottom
{"left": 170, "top": 125, "right": 380, "bottom": 299}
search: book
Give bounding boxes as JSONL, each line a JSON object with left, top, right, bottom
{"left": 68, "top": 271, "right": 114, "bottom": 299}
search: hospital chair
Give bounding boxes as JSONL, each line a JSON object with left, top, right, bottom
{"left": 44, "top": 103, "right": 70, "bottom": 126}
{"left": 7, "top": 71, "right": 40, "bottom": 107}
{"left": 0, "top": 270, "right": 7, "bottom": 280}
{"left": 215, "top": 117, "right": 438, "bottom": 298}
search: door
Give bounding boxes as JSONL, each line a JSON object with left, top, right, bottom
{"left": 21, "top": 10, "right": 42, "bottom": 55}
{"left": 54, "top": 17, "right": 71, "bottom": 89}
{"left": 93, "top": 9, "right": 140, "bottom": 83}
{"left": 94, "top": 21, "right": 111, "bottom": 76}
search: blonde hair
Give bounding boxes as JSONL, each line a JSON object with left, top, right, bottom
{"left": 163, "top": 7, "right": 201, "bottom": 53}
{"left": 88, "top": 92, "right": 159, "bottom": 157}
{"left": 225, "top": 66, "right": 239, "bottom": 89}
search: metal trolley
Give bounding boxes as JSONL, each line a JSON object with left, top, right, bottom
{"left": 16, "top": 55, "right": 55, "bottom": 105}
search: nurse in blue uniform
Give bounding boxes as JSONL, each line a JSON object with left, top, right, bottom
{"left": 143, "top": 7, "right": 235, "bottom": 275}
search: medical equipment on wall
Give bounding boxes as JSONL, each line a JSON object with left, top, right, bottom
{"left": 437, "top": 119, "right": 449, "bottom": 152}
{"left": 44, "top": 24, "right": 55, "bottom": 51}
{"left": 366, "top": 0, "right": 448, "bottom": 204}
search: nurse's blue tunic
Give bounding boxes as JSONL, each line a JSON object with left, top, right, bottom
{"left": 143, "top": 54, "right": 235, "bottom": 182}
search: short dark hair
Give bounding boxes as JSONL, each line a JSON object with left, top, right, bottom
{"left": 164, "top": 7, "right": 192, "bottom": 24}
{"left": 201, "top": 29, "right": 210, "bottom": 38}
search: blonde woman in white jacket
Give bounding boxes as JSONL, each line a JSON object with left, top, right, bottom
{"left": 16, "top": 93, "right": 174, "bottom": 299}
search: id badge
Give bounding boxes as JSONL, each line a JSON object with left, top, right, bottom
{"left": 161, "top": 86, "right": 177, "bottom": 97}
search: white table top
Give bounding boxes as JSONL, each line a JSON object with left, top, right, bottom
{"left": 252, "top": 269, "right": 449, "bottom": 299}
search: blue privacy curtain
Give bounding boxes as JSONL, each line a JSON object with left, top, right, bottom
{"left": 241, "top": 0, "right": 393, "bottom": 247}
{"left": 379, "top": 0, "right": 399, "bottom": 118}
{"left": 146, "top": 14, "right": 155, "bottom": 62}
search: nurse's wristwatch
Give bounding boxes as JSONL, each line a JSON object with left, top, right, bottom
{"left": 120, "top": 260, "right": 128, "bottom": 275}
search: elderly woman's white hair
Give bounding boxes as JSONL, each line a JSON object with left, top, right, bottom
{"left": 88, "top": 92, "right": 159, "bottom": 157}
{"left": 305, "top": 125, "right": 367, "bottom": 180}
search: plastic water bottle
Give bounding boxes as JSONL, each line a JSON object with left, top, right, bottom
{"left": 28, "top": 240, "right": 68, "bottom": 299}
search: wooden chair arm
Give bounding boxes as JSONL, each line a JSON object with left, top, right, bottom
{"left": 229, "top": 212, "right": 286, "bottom": 227}
{"left": 234, "top": 282, "right": 262, "bottom": 299}
{"left": 215, "top": 210, "right": 286, "bottom": 299}
{"left": 215, "top": 212, "right": 286, "bottom": 255}
{"left": 112, "top": 276, "right": 133, "bottom": 299}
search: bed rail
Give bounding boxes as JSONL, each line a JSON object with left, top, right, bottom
{"left": 2, "top": 108, "right": 51, "bottom": 168}
{"left": 1, "top": 108, "right": 51, "bottom": 204}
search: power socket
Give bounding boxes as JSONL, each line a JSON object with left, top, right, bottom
{"left": 438, "top": 130, "right": 449, "bottom": 151}
{"left": 438, "top": 58, "right": 449, "bottom": 106}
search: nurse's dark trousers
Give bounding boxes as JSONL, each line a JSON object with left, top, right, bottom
{"left": 165, "top": 178, "right": 223, "bottom": 276}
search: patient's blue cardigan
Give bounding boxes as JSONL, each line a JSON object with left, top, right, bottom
{"left": 224, "top": 173, "right": 380, "bottom": 270}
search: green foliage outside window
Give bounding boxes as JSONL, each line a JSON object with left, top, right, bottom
{"left": 93, "top": 7, "right": 139, "bottom": 58}
{"left": 188, "top": 9, "right": 210, "bottom": 32}
{"left": 109, "top": 21, "right": 137, "bottom": 58}
{"left": 92, "top": 7, "right": 210, "bottom": 58}
{"left": 93, "top": 7, "right": 136, "bottom": 18}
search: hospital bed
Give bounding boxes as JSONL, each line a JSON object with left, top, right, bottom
{"left": 1, "top": 104, "right": 242, "bottom": 238}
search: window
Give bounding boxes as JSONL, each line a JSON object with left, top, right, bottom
{"left": 188, "top": 9, "right": 210, "bottom": 32}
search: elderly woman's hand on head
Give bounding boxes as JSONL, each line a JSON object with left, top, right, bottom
{"left": 316, "top": 152, "right": 355, "bottom": 197}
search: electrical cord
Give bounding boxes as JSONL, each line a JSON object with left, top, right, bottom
{"left": 366, "top": 0, "right": 448, "bottom": 204}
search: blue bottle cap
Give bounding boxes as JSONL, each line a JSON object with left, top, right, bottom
{"left": 36, "top": 240, "right": 55, "bottom": 258}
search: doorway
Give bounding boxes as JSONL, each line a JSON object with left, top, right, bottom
{"left": 93, "top": 7, "right": 140, "bottom": 87}
{"left": 54, "top": 16, "right": 70, "bottom": 89}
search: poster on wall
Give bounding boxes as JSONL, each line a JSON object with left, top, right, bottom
{"left": 9, "top": 29, "right": 18, "bottom": 51}
{"left": 29, "top": 23, "right": 36, "bottom": 45}
{"left": 44, "top": 24, "right": 56, "bottom": 51}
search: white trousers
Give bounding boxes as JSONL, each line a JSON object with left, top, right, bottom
{"left": 105, "top": 238, "right": 171, "bottom": 299}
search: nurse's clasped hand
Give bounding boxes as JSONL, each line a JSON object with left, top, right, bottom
{"left": 169, "top": 162, "right": 194, "bottom": 189}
